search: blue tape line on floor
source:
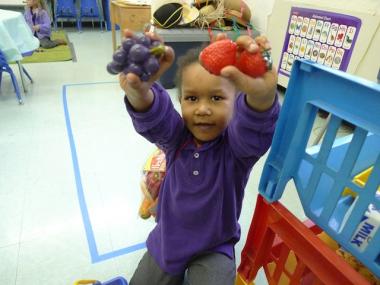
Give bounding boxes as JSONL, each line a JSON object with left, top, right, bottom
{"left": 62, "top": 82, "right": 146, "bottom": 263}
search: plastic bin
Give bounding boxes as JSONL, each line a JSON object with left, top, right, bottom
{"left": 257, "top": 59, "right": 380, "bottom": 277}
{"left": 236, "top": 195, "right": 371, "bottom": 284}
{"left": 155, "top": 28, "right": 258, "bottom": 89}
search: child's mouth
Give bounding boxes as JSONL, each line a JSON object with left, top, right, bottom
{"left": 195, "top": 123, "right": 214, "bottom": 131}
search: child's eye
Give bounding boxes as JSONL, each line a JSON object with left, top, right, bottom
{"left": 211, "top": 96, "right": 223, "bottom": 101}
{"left": 184, "top": 96, "right": 198, "bottom": 102}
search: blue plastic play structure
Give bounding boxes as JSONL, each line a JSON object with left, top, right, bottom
{"left": 259, "top": 59, "right": 380, "bottom": 277}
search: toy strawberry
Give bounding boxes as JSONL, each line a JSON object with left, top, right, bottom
{"left": 199, "top": 39, "right": 272, "bottom": 78}
{"left": 236, "top": 50, "right": 272, "bottom": 78}
{"left": 199, "top": 39, "right": 237, "bottom": 75}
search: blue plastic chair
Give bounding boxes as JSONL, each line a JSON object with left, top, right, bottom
{"left": 54, "top": 0, "right": 80, "bottom": 31}
{"left": 0, "top": 50, "right": 23, "bottom": 104}
{"left": 79, "top": 0, "right": 104, "bottom": 31}
{"left": 259, "top": 59, "right": 380, "bottom": 277}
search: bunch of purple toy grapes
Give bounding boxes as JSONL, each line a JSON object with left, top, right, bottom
{"left": 107, "top": 34, "right": 164, "bottom": 81}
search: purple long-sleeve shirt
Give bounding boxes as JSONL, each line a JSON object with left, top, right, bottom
{"left": 24, "top": 8, "right": 51, "bottom": 39}
{"left": 125, "top": 82, "right": 280, "bottom": 274}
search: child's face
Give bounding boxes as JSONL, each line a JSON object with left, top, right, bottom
{"left": 26, "top": 0, "right": 38, "bottom": 8}
{"left": 180, "top": 62, "right": 236, "bottom": 145}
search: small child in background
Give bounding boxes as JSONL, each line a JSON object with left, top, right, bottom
{"left": 120, "top": 30, "right": 280, "bottom": 285}
{"left": 24, "top": 0, "right": 66, "bottom": 49}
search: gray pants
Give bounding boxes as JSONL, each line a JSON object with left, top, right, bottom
{"left": 39, "top": 37, "right": 59, "bottom": 49}
{"left": 130, "top": 251, "right": 236, "bottom": 285}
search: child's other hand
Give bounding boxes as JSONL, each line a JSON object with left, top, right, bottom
{"left": 219, "top": 34, "right": 278, "bottom": 112}
{"left": 32, "top": 25, "right": 40, "bottom": 32}
{"left": 119, "top": 29, "right": 175, "bottom": 99}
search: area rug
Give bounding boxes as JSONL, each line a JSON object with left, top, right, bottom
{"left": 20, "top": 30, "right": 77, "bottom": 63}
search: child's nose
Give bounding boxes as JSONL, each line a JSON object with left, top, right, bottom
{"left": 195, "top": 103, "right": 211, "bottom": 116}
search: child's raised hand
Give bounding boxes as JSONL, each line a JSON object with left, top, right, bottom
{"left": 199, "top": 33, "right": 277, "bottom": 111}
{"left": 221, "top": 34, "right": 277, "bottom": 111}
{"left": 116, "top": 30, "right": 175, "bottom": 107}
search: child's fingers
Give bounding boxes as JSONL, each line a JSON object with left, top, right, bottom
{"left": 220, "top": 65, "right": 251, "bottom": 89}
{"left": 235, "top": 35, "right": 259, "bottom": 53}
{"left": 220, "top": 65, "right": 278, "bottom": 97}
{"left": 119, "top": 46, "right": 174, "bottom": 94}
{"left": 235, "top": 35, "right": 272, "bottom": 53}
{"left": 119, "top": 73, "right": 127, "bottom": 87}
{"left": 161, "top": 46, "right": 175, "bottom": 70}
{"left": 123, "top": 29, "right": 135, "bottom": 38}
{"left": 125, "top": 73, "right": 143, "bottom": 89}
{"left": 150, "top": 46, "right": 175, "bottom": 82}
{"left": 144, "top": 31, "right": 163, "bottom": 43}
{"left": 254, "top": 35, "right": 271, "bottom": 51}
{"left": 214, "top": 33, "right": 228, "bottom": 42}
{"left": 119, "top": 72, "right": 142, "bottom": 93}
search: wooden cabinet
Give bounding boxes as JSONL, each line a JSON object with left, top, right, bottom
{"left": 110, "top": 0, "right": 151, "bottom": 50}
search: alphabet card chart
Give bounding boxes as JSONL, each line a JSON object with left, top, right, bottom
{"left": 279, "top": 7, "right": 361, "bottom": 77}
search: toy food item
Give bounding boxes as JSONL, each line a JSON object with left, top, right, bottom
{"left": 139, "top": 149, "right": 166, "bottom": 219}
{"left": 235, "top": 50, "right": 269, "bottom": 78}
{"left": 199, "top": 39, "right": 237, "bottom": 75}
{"left": 336, "top": 248, "right": 380, "bottom": 284}
{"left": 199, "top": 39, "right": 272, "bottom": 77}
{"left": 317, "top": 231, "right": 339, "bottom": 251}
{"left": 107, "top": 34, "right": 165, "bottom": 82}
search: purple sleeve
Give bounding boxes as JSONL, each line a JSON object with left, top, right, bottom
{"left": 124, "top": 82, "right": 185, "bottom": 151}
{"left": 37, "top": 10, "right": 52, "bottom": 38}
{"left": 24, "top": 10, "right": 33, "bottom": 30}
{"left": 228, "top": 93, "right": 280, "bottom": 159}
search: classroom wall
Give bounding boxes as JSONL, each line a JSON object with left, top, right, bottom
{"left": 246, "top": 0, "right": 276, "bottom": 34}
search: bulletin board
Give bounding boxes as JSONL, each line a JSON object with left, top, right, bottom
{"left": 278, "top": 7, "right": 362, "bottom": 77}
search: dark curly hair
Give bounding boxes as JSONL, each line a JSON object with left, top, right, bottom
{"left": 174, "top": 44, "right": 208, "bottom": 101}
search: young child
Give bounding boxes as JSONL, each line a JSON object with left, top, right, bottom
{"left": 24, "top": 0, "right": 66, "bottom": 49}
{"left": 120, "top": 30, "right": 280, "bottom": 285}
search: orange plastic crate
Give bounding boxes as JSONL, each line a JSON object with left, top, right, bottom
{"left": 237, "top": 195, "right": 371, "bottom": 285}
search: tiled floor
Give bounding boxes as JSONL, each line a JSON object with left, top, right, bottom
{"left": 0, "top": 29, "right": 352, "bottom": 285}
